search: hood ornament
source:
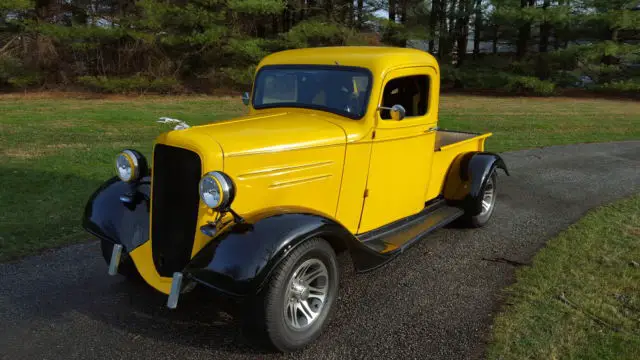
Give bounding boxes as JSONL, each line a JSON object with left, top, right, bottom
{"left": 157, "top": 117, "right": 190, "bottom": 130}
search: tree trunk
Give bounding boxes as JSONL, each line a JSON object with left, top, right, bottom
{"left": 307, "top": 0, "right": 317, "bottom": 18}
{"left": 448, "top": 0, "right": 457, "bottom": 37}
{"left": 257, "top": 23, "right": 266, "bottom": 38}
{"left": 437, "top": 0, "right": 449, "bottom": 59}
{"left": 456, "top": 0, "right": 471, "bottom": 67}
{"left": 536, "top": 0, "right": 552, "bottom": 78}
{"left": 553, "top": 28, "right": 561, "bottom": 50}
{"left": 272, "top": 14, "right": 280, "bottom": 34}
{"left": 400, "top": 0, "right": 407, "bottom": 24}
{"left": 282, "top": 5, "right": 290, "bottom": 32}
{"left": 441, "top": 0, "right": 458, "bottom": 59}
{"left": 516, "top": 0, "right": 534, "bottom": 59}
{"left": 339, "top": 0, "right": 350, "bottom": 25}
{"left": 539, "top": 0, "right": 551, "bottom": 53}
{"left": 492, "top": 25, "right": 498, "bottom": 54}
{"left": 429, "top": 0, "right": 440, "bottom": 53}
{"left": 300, "top": 0, "right": 306, "bottom": 22}
{"left": 325, "top": 0, "right": 332, "bottom": 19}
{"left": 347, "top": 0, "right": 354, "bottom": 26}
{"left": 602, "top": 28, "right": 620, "bottom": 66}
{"left": 357, "top": 0, "right": 364, "bottom": 28}
{"left": 35, "top": 0, "right": 54, "bottom": 21}
{"left": 473, "top": 0, "right": 482, "bottom": 57}
{"left": 389, "top": 0, "right": 396, "bottom": 22}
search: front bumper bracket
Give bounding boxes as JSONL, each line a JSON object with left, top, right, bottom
{"left": 108, "top": 244, "right": 123, "bottom": 276}
{"left": 167, "top": 272, "right": 184, "bottom": 309}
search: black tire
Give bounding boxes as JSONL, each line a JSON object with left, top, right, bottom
{"left": 461, "top": 169, "right": 498, "bottom": 228}
{"left": 247, "top": 238, "right": 339, "bottom": 352}
{"left": 99, "top": 240, "right": 141, "bottom": 280}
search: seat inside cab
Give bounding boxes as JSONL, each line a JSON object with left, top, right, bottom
{"left": 380, "top": 75, "right": 429, "bottom": 119}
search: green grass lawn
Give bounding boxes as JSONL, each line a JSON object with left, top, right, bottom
{"left": 488, "top": 195, "right": 640, "bottom": 360}
{"left": 1, "top": 93, "right": 639, "bottom": 261}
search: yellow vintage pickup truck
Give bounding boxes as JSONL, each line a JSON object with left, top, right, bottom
{"left": 83, "top": 46, "right": 508, "bottom": 352}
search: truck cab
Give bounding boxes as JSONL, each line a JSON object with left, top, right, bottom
{"left": 83, "top": 46, "right": 508, "bottom": 352}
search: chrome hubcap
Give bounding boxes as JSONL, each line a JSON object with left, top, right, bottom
{"left": 284, "top": 259, "right": 329, "bottom": 330}
{"left": 480, "top": 176, "right": 496, "bottom": 216}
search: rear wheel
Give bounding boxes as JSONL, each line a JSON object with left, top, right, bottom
{"left": 99, "top": 240, "right": 141, "bottom": 279}
{"left": 461, "top": 169, "right": 498, "bottom": 227}
{"left": 247, "top": 238, "right": 338, "bottom": 352}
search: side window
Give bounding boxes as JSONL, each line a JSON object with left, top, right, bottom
{"left": 380, "top": 75, "right": 429, "bottom": 119}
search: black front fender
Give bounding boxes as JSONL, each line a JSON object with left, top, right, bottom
{"left": 183, "top": 208, "right": 386, "bottom": 297}
{"left": 82, "top": 176, "right": 151, "bottom": 252}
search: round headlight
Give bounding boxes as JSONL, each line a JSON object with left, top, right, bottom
{"left": 115, "top": 149, "right": 147, "bottom": 182}
{"left": 199, "top": 171, "right": 235, "bottom": 209}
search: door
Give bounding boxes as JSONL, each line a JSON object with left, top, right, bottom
{"left": 358, "top": 67, "right": 438, "bottom": 233}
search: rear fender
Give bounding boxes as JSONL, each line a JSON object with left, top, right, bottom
{"left": 443, "top": 152, "right": 509, "bottom": 214}
{"left": 82, "top": 176, "right": 151, "bottom": 252}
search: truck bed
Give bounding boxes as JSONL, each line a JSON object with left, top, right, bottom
{"left": 425, "top": 130, "right": 492, "bottom": 201}
{"left": 435, "top": 131, "right": 481, "bottom": 151}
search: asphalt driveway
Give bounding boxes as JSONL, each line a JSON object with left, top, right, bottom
{"left": 1, "top": 141, "right": 639, "bottom": 360}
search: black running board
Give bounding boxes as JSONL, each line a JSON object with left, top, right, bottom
{"left": 353, "top": 201, "right": 463, "bottom": 272}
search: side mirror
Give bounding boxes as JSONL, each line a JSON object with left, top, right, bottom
{"left": 242, "top": 92, "right": 250, "bottom": 106}
{"left": 378, "top": 104, "right": 406, "bottom": 121}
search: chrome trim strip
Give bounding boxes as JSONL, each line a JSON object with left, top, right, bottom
{"left": 268, "top": 174, "right": 332, "bottom": 189}
{"left": 237, "top": 161, "right": 334, "bottom": 180}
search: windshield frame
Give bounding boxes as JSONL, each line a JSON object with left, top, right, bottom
{"left": 251, "top": 64, "right": 373, "bottom": 120}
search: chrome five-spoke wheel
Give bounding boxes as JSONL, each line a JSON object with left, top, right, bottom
{"left": 479, "top": 175, "right": 496, "bottom": 217}
{"left": 250, "top": 238, "right": 338, "bottom": 353}
{"left": 284, "top": 259, "right": 329, "bottom": 329}
{"left": 461, "top": 168, "right": 498, "bottom": 228}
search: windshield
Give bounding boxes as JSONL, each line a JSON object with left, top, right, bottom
{"left": 252, "top": 66, "right": 372, "bottom": 119}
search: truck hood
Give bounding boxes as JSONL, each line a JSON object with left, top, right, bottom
{"left": 188, "top": 111, "right": 347, "bottom": 158}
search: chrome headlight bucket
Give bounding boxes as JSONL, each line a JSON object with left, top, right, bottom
{"left": 115, "top": 149, "right": 147, "bottom": 183}
{"left": 199, "top": 171, "right": 236, "bottom": 209}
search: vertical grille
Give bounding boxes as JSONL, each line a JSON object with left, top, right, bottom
{"left": 151, "top": 144, "right": 202, "bottom": 277}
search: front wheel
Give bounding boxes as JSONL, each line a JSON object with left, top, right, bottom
{"left": 248, "top": 238, "right": 339, "bottom": 352}
{"left": 461, "top": 169, "right": 498, "bottom": 228}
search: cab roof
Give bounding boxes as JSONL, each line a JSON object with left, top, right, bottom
{"left": 258, "top": 46, "right": 439, "bottom": 76}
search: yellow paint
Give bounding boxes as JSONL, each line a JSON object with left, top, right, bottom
{"left": 225, "top": 144, "right": 345, "bottom": 218}
{"left": 129, "top": 241, "right": 172, "bottom": 294}
{"left": 127, "top": 47, "right": 493, "bottom": 294}
{"left": 425, "top": 133, "right": 491, "bottom": 201}
{"left": 358, "top": 66, "right": 438, "bottom": 233}
{"left": 335, "top": 142, "right": 373, "bottom": 233}
{"left": 191, "top": 111, "right": 347, "bottom": 157}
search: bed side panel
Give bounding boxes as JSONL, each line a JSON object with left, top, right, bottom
{"left": 425, "top": 132, "right": 491, "bottom": 202}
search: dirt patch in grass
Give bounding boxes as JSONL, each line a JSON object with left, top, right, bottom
{"left": 3, "top": 143, "right": 91, "bottom": 159}
{"left": 0, "top": 91, "right": 239, "bottom": 103}
{"left": 626, "top": 226, "right": 640, "bottom": 238}
{"left": 45, "top": 143, "right": 89, "bottom": 149}
{"left": 0, "top": 91, "right": 147, "bottom": 101}
{"left": 3, "top": 148, "right": 47, "bottom": 159}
